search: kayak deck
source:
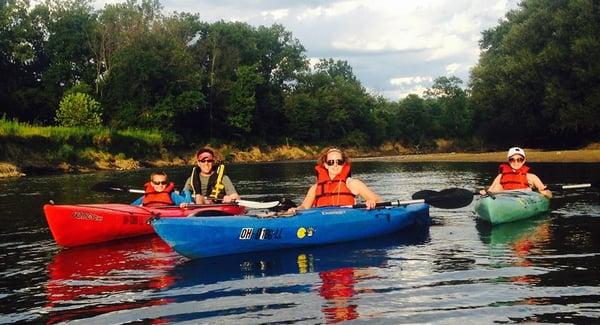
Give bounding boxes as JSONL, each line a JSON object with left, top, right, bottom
{"left": 475, "top": 191, "right": 550, "bottom": 225}
{"left": 151, "top": 203, "right": 430, "bottom": 259}
{"left": 44, "top": 203, "right": 246, "bottom": 247}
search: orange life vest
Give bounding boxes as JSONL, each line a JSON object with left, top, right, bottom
{"left": 313, "top": 164, "right": 355, "bottom": 207}
{"left": 499, "top": 163, "right": 530, "bottom": 190}
{"left": 142, "top": 182, "right": 175, "bottom": 206}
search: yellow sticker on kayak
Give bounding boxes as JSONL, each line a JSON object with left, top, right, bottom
{"left": 297, "top": 227, "right": 306, "bottom": 239}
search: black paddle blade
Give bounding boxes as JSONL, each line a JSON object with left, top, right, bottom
{"left": 91, "top": 181, "right": 128, "bottom": 192}
{"left": 270, "top": 197, "right": 298, "bottom": 212}
{"left": 412, "top": 190, "right": 439, "bottom": 200}
{"left": 413, "top": 188, "right": 474, "bottom": 209}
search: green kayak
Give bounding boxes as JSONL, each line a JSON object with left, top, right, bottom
{"left": 475, "top": 191, "right": 550, "bottom": 225}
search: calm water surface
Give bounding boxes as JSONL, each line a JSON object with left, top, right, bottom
{"left": 0, "top": 161, "right": 599, "bottom": 324}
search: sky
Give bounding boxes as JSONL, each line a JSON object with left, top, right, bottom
{"left": 97, "top": 0, "right": 520, "bottom": 100}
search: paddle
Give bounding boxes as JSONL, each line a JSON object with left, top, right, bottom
{"left": 411, "top": 182, "right": 599, "bottom": 207}
{"left": 92, "top": 181, "right": 145, "bottom": 194}
{"left": 350, "top": 188, "right": 475, "bottom": 210}
{"left": 410, "top": 187, "right": 475, "bottom": 209}
{"left": 91, "top": 181, "right": 282, "bottom": 209}
{"left": 546, "top": 182, "right": 599, "bottom": 191}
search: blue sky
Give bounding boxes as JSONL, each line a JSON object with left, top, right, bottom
{"left": 97, "top": 0, "right": 520, "bottom": 100}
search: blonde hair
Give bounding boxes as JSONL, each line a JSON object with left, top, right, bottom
{"left": 318, "top": 147, "right": 351, "bottom": 166}
{"left": 150, "top": 171, "right": 168, "bottom": 181}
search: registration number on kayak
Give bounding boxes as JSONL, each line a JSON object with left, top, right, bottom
{"left": 72, "top": 211, "right": 103, "bottom": 222}
{"left": 239, "top": 227, "right": 283, "bottom": 240}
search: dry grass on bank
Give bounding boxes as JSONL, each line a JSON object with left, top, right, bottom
{"left": 367, "top": 148, "right": 600, "bottom": 163}
{"left": 0, "top": 162, "right": 25, "bottom": 177}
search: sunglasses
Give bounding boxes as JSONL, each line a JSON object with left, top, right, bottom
{"left": 152, "top": 180, "right": 168, "bottom": 185}
{"left": 326, "top": 159, "right": 345, "bottom": 166}
{"left": 199, "top": 159, "right": 214, "bottom": 163}
{"left": 509, "top": 157, "right": 524, "bottom": 163}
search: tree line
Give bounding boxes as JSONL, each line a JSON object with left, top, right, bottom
{"left": 1, "top": 0, "right": 598, "bottom": 149}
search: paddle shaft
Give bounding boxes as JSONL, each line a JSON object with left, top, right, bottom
{"left": 91, "top": 181, "right": 280, "bottom": 209}
{"left": 352, "top": 199, "right": 425, "bottom": 209}
{"left": 548, "top": 183, "right": 593, "bottom": 190}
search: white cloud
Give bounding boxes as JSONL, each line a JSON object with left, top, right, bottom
{"left": 261, "top": 9, "right": 289, "bottom": 20}
{"left": 390, "top": 76, "right": 433, "bottom": 86}
{"left": 445, "top": 63, "right": 461, "bottom": 74}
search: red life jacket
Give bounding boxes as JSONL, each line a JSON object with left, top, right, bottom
{"left": 499, "top": 163, "right": 530, "bottom": 190}
{"left": 313, "top": 164, "right": 355, "bottom": 207}
{"left": 142, "top": 182, "right": 175, "bottom": 206}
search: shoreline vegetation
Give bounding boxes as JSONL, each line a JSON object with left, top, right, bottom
{"left": 1, "top": 119, "right": 598, "bottom": 179}
{"left": 2, "top": 147, "right": 599, "bottom": 179}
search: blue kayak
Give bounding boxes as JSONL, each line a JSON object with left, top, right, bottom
{"left": 151, "top": 203, "right": 430, "bottom": 259}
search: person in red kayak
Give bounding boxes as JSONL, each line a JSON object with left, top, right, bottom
{"left": 480, "top": 147, "right": 552, "bottom": 198}
{"left": 291, "top": 147, "right": 381, "bottom": 211}
{"left": 182, "top": 148, "right": 241, "bottom": 205}
{"left": 132, "top": 171, "right": 190, "bottom": 206}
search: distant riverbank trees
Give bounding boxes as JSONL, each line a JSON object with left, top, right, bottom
{"left": 1, "top": 0, "right": 598, "bottom": 151}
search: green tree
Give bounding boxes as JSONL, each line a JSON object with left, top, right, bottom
{"left": 425, "top": 76, "right": 472, "bottom": 138}
{"left": 226, "top": 65, "right": 263, "bottom": 136}
{"left": 55, "top": 92, "right": 102, "bottom": 127}
{"left": 470, "top": 0, "right": 600, "bottom": 145}
{"left": 0, "top": 0, "right": 47, "bottom": 122}
{"left": 99, "top": 2, "right": 204, "bottom": 131}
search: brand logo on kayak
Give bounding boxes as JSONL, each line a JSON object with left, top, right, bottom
{"left": 72, "top": 212, "right": 102, "bottom": 222}
{"left": 256, "top": 228, "right": 282, "bottom": 240}
{"left": 239, "top": 227, "right": 283, "bottom": 240}
{"left": 240, "top": 228, "right": 253, "bottom": 239}
{"left": 321, "top": 210, "right": 345, "bottom": 215}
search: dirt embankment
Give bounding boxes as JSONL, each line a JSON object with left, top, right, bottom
{"left": 364, "top": 149, "right": 600, "bottom": 163}
{"left": 1, "top": 147, "right": 599, "bottom": 179}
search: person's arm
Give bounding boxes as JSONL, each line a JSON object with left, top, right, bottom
{"left": 347, "top": 178, "right": 381, "bottom": 209}
{"left": 528, "top": 174, "right": 552, "bottom": 198}
{"left": 481, "top": 174, "right": 503, "bottom": 195}
{"left": 292, "top": 184, "right": 317, "bottom": 211}
{"left": 171, "top": 191, "right": 193, "bottom": 206}
{"left": 221, "top": 176, "right": 240, "bottom": 203}
{"left": 194, "top": 194, "right": 207, "bottom": 204}
{"left": 131, "top": 196, "right": 143, "bottom": 206}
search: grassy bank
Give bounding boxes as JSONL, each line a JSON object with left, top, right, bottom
{"left": 0, "top": 118, "right": 182, "bottom": 176}
{"left": 1, "top": 119, "right": 599, "bottom": 178}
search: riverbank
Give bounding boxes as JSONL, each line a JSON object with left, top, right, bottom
{"left": 1, "top": 144, "right": 599, "bottom": 179}
{"left": 362, "top": 148, "right": 600, "bottom": 163}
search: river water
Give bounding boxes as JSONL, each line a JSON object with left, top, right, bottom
{"left": 0, "top": 161, "right": 599, "bottom": 324}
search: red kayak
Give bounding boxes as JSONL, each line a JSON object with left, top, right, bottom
{"left": 44, "top": 203, "right": 246, "bottom": 247}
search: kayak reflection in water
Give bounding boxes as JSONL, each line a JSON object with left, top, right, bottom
{"left": 131, "top": 171, "right": 191, "bottom": 207}
{"left": 319, "top": 267, "right": 375, "bottom": 323}
{"left": 291, "top": 148, "right": 381, "bottom": 212}
{"left": 45, "top": 236, "right": 181, "bottom": 324}
{"left": 479, "top": 147, "right": 552, "bottom": 198}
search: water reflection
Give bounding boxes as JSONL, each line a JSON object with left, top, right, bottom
{"left": 477, "top": 215, "right": 552, "bottom": 287}
{"left": 45, "top": 236, "right": 184, "bottom": 324}
{"left": 155, "top": 225, "right": 429, "bottom": 323}
{"left": 0, "top": 161, "right": 598, "bottom": 323}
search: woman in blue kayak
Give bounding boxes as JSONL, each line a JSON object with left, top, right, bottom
{"left": 480, "top": 147, "right": 552, "bottom": 198}
{"left": 292, "top": 148, "right": 381, "bottom": 211}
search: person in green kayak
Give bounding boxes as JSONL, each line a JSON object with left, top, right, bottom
{"left": 480, "top": 147, "right": 552, "bottom": 198}
{"left": 132, "top": 171, "right": 191, "bottom": 206}
{"left": 182, "top": 148, "right": 241, "bottom": 205}
{"left": 291, "top": 147, "right": 381, "bottom": 211}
